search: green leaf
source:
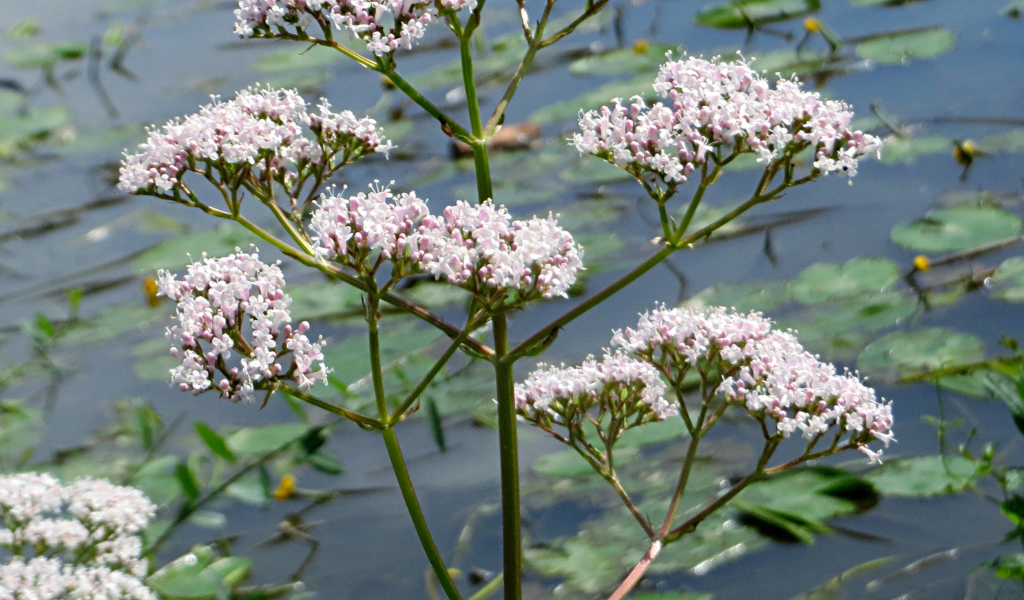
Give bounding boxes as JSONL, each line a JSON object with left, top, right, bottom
{"left": 175, "top": 462, "right": 201, "bottom": 502}
{"left": 977, "top": 129, "right": 1024, "bottom": 154}
{"left": 695, "top": 0, "right": 821, "bottom": 28}
{"left": 890, "top": 207, "right": 1022, "bottom": 253}
{"left": 136, "top": 404, "right": 164, "bottom": 451}
{"left": 148, "top": 553, "right": 222, "bottom": 599}
{"left": 205, "top": 556, "right": 252, "bottom": 588}
{"left": 568, "top": 44, "right": 677, "bottom": 77}
{"left": 532, "top": 446, "right": 638, "bottom": 477}
{"left": 1003, "top": 0, "right": 1024, "bottom": 18}
{"left": 788, "top": 258, "right": 901, "bottom": 305}
{"left": 0, "top": 106, "right": 71, "bottom": 140}
{"left": 252, "top": 45, "right": 344, "bottom": 73}
{"left": 849, "top": 0, "right": 927, "bottom": 5}
{"left": 864, "top": 455, "right": 981, "bottom": 496}
{"left": 188, "top": 510, "right": 227, "bottom": 529}
{"left": 683, "top": 281, "right": 790, "bottom": 312}
{"left": 225, "top": 473, "right": 269, "bottom": 505}
{"left": 194, "top": 422, "right": 236, "bottom": 463}
{"left": 618, "top": 417, "right": 690, "bottom": 448}
{"left": 733, "top": 500, "right": 830, "bottom": 544}
{"left": 288, "top": 280, "right": 364, "bottom": 320}
{"left": 3, "top": 41, "right": 87, "bottom": 69}
{"left": 855, "top": 28, "right": 955, "bottom": 64}
{"left": 878, "top": 135, "right": 949, "bottom": 164}
{"left": 226, "top": 423, "right": 307, "bottom": 455}
{"left": 62, "top": 303, "right": 167, "bottom": 346}
{"left": 739, "top": 467, "right": 871, "bottom": 522}
{"left": 990, "top": 258, "right": 1024, "bottom": 303}
{"left": 982, "top": 371, "right": 1024, "bottom": 437}
{"left": 529, "top": 73, "right": 654, "bottom": 125}
{"left": 305, "top": 451, "right": 343, "bottom": 475}
{"left": 132, "top": 223, "right": 256, "bottom": 273}
{"left": 425, "top": 397, "right": 446, "bottom": 453}
{"left": 857, "top": 328, "right": 984, "bottom": 379}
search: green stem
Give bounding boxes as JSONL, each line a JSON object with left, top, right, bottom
{"left": 458, "top": 26, "right": 493, "bottom": 202}
{"left": 382, "top": 66, "right": 473, "bottom": 142}
{"left": 391, "top": 321, "right": 479, "bottom": 421}
{"left": 381, "top": 426, "right": 464, "bottom": 600}
{"left": 279, "top": 384, "right": 382, "bottom": 430}
{"left": 366, "top": 294, "right": 390, "bottom": 423}
{"left": 493, "top": 314, "right": 522, "bottom": 600}
{"left": 659, "top": 432, "right": 701, "bottom": 538}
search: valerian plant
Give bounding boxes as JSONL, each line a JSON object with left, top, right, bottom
{"left": 117, "top": 2, "right": 890, "bottom": 599}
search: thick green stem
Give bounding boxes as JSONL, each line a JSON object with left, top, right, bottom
{"left": 659, "top": 432, "right": 701, "bottom": 538}
{"left": 381, "top": 426, "right": 463, "bottom": 600}
{"left": 279, "top": 384, "right": 381, "bottom": 430}
{"left": 366, "top": 294, "right": 390, "bottom": 423}
{"left": 458, "top": 27, "right": 493, "bottom": 202}
{"left": 493, "top": 314, "right": 522, "bottom": 600}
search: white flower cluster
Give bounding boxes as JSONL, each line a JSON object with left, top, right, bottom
{"left": 310, "top": 191, "right": 583, "bottom": 304}
{"left": 119, "top": 86, "right": 391, "bottom": 194}
{"left": 515, "top": 351, "right": 675, "bottom": 428}
{"left": 158, "top": 247, "right": 330, "bottom": 402}
{"left": 416, "top": 201, "right": 583, "bottom": 305}
{"left": 574, "top": 55, "right": 883, "bottom": 185}
{"left": 0, "top": 473, "right": 156, "bottom": 600}
{"left": 234, "top": 0, "right": 477, "bottom": 57}
{"left": 611, "top": 305, "right": 894, "bottom": 462}
{"left": 310, "top": 182, "right": 430, "bottom": 277}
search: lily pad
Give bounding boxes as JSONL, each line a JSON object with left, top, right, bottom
{"left": 683, "top": 280, "right": 790, "bottom": 313}
{"left": 863, "top": 455, "right": 981, "bottom": 496}
{"left": 890, "top": 207, "right": 1022, "bottom": 253}
{"left": 788, "top": 258, "right": 901, "bottom": 305}
{"left": 226, "top": 423, "right": 307, "bottom": 455}
{"left": 532, "top": 446, "right": 638, "bottom": 477}
{"left": 855, "top": 28, "right": 955, "bottom": 65}
{"left": 695, "top": 0, "right": 821, "bottom": 29}
{"left": 977, "top": 129, "right": 1024, "bottom": 154}
{"left": 3, "top": 41, "right": 87, "bottom": 69}
{"left": 857, "top": 327, "right": 984, "bottom": 379}
{"left": 568, "top": 44, "right": 677, "bottom": 77}
{"left": 252, "top": 45, "right": 344, "bottom": 73}
{"left": 878, "top": 135, "right": 949, "bottom": 164}
{"left": 529, "top": 73, "right": 654, "bottom": 125}
{"left": 989, "top": 257, "right": 1024, "bottom": 302}
{"left": 132, "top": 223, "right": 257, "bottom": 273}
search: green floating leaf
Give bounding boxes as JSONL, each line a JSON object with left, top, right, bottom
{"left": 175, "top": 462, "right": 201, "bottom": 503}
{"left": 684, "top": 281, "right": 790, "bottom": 312}
{"left": 195, "top": 422, "right": 236, "bottom": 463}
{"left": 748, "top": 49, "right": 848, "bottom": 79}
{"left": 148, "top": 547, "right": 251, "bottom": 600}
{"left": 849, "top": 0, "right": 927, "bottom": 5}
{"left": 532, "top": 446, "right": 638, "bottom": 477}
{"left": 3, "top": 41, "right": 87, "bottom": 69}
{"left": 857, "top": 327, "right": 984, "bottom": 379}
{"left": 252, "top": 45, "right": 344, "bottom": 73}
{"left": 788, "top": 257, "right": 901, "bottom": 305}
{"left": 779, "top": 292, "right": 917, "bottom": 361}
{"left": 982, "top": 370, "right": 1024, "bottom": 437}
{"left": 864, "top": 455, "right": 981, "bottom": 496}
{"left": 990, "top": 257, "right": 1024, "bottom": 302}
{"left": 305, "top": 451, "right": 343, "bottom": 475}
{"left": 62, "top": 303, "right": 167, "bottom": 346}
{"left": 1003, "top": 0, "right": 1024, "bottom": 18}
{"left": 287, "top": 280, "right": 363, "bottom": 320}
{"left": 226, "top": 423, "right": 307, "bottom": 455}
{"left": 62, "top": 124, "right": 145, "bottom": 156}
{"left": 977, "top": 129, "right": 1024, "bottom": 154}
{"left": 0, "top": 106, "right": 72, "bottom": 140}
{"left": 529, "top": 73, "right": 654, "bottom": 125}
{"left": 132, "top": 223, "right": 256, "bottom": 273}
{"left": 890, "top": 207, "right": 1022, "bottom": 253}
{"left": 878, "top": 135, "right": 949, "bottom": 164}
{"left": 696, "top": 0, "right": 821, "bottom": 28}
{"left": 855, "top": 28, "right": 955, "bottom": 65}
{"left": 568, "top": 44, "right": 677, "bottom": 77}
{"left": 618, "top": 417, "right": 690, "bottom": 448}
{"left": 559, "top": 156, "right": 632, "bottom": 183}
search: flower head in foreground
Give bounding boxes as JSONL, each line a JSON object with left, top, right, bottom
{"left": 574, "top": 55, "right": 883, "bottom": 186}
{"left": 234, "top": 0, "right": 477, "bottom": 57}
{"left": 310, "top": 182, "right": 430, "bottom": 278}
{"left": 416, "top": 200, "right": 583, "bottom": 307}
{"left": 612, "top": 305, "right": 893, "bottom": 462}
{"left": 158, "top": 247, "right": 329, "bottom": 402}
{"left": 119, "top": 86, "right": 391, "bottom": 195}
{"left": 0, "top": 473, "right": 156, "bottom": 600}
{"left": 515, "top": 352, "right": 675, "bottom": 444}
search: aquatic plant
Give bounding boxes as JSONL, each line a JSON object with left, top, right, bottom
{"left": 119, "top": 4, "right": 889, "bottom": 599}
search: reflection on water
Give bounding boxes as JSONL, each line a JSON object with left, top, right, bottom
{"left": 0, "top": 0, "right": 1023, "bottom": 598}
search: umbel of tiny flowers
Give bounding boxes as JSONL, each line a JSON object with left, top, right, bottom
{"left": 574, "top": 54, "right": 883, "bottom": 194}
{"left": 416, "top": 200, "right": 584, "bottom": 310}
{"left": 158, "top": 246, "right": 330, "bottom": 403}
{"left": 0, "top": 472, "right": 157, "bottom": 600}
{"left": 610, "top": 304, "right": 894, "bottom": 462}
{"left": 515, "top": 351, "right": 675, "bottom": 469}
{"left": 234, "top": 0, "right": 478, "bottom": 58}
{"left": 119, "top": 85, "right": 391, "bottom": 215}
{"left": 310, "top": 181, "right": 431, "bottom": 281}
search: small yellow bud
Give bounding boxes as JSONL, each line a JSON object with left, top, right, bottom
{"left": 632, "top": 39, "right": 650, "bottom": 53}
{"left": 273, "top": 474, "right": 297, "bottom": 500}
{"left": 953, "top": 140, "right": 976, "bottom": 166}
{"left": 143, "top": 276, "right": 161, "bottom": 308}
{"left": 913, "top": 255, "right": 930, "bottom": 271}
{"left": 803, "top": 17, "right": 821, "bottom": 32}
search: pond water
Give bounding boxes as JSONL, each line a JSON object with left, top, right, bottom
{"left": 1, "top": 0, "right": 1023, "bottom": 599}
